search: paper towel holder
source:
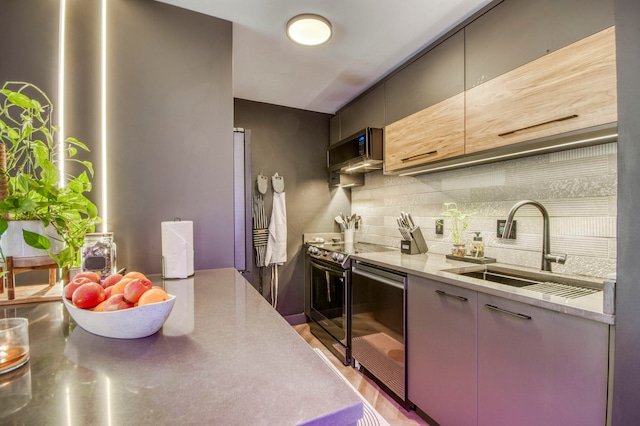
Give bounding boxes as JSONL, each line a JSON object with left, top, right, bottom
{"left": 161, "top": 256, "right": 196, "bottom": 280}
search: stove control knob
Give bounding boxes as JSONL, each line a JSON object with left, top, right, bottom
{"left": 321, "top": 250, "right": 328, "bottom": 257}
{"left": 332, "top": 253, "right": 344, "bottom": 262}
{"left": 308, "top": 246, "right": 318, "bottom": 255}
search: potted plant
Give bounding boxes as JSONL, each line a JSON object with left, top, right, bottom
{"left": 440, "top": 202, "right": 474, "bottom": 257}
{"left": 0, "top": 81, "right": 101, "bottom": 278}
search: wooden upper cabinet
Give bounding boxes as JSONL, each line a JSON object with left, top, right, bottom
{"left": 465, "top": 26, "right": 617, "bottom": 154}
{"left": 384, "top": 92, "right": 464, "bottom": 173}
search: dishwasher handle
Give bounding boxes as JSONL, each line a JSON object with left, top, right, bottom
{"left": 352, "top": 266, "right": 405, "bottom": 290}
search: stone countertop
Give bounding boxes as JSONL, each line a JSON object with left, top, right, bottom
{"left": 352, "top": 251, "right": 615, "bottom": 325}
{"left": 1, "top": 268, "right": 363, "bottom": 425}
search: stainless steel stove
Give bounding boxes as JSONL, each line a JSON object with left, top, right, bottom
{"left": 304, "top": 238, "right": 396, "bottom": 365}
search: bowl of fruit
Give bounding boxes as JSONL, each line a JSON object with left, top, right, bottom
{"left": 62, "top": 271, "right": 176, "bottom": 339}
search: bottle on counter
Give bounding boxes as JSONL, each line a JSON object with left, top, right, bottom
{"left": 471, "top": 232, "right": 484, "bottom": 258}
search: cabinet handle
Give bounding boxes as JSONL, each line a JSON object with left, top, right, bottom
{"left": 402, "top": 150, "right": 438, "bottom": 162}
{"left": 435, "top": 289, "right": 468, "bottom": 302}
{"left": 498, "top": 114, "right": 579, "bottom": 137}
{"left": 484, "top": 304, "right": 532, "bottom": 320}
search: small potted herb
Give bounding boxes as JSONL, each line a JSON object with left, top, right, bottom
{"left": 0, "top": 81, "right": 101, "bottom": 278}
{"left": 440, "top": 202, "right": 475, "bottom": 257}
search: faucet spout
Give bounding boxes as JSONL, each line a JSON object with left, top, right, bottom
{"left": 502, "top": 200, "right": 567, "bottom": 272}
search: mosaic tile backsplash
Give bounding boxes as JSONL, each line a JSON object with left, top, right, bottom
{"left": 351, "top": 143, "right": 617, "bottom": 279}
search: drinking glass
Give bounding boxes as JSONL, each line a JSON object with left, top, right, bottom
{"left": 0, "top": 318, "right": 30, "bottom": 375}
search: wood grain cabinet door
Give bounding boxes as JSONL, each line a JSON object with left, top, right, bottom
{"left": 384, "top": 92, "right": 465, "bottom": 173}
{"left": 465, "top": 26, "right": 617, "bottom": 154}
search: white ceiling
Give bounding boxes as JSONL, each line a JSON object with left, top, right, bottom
{"left": 155, "top": 0, "right": 493, "bottom": 114}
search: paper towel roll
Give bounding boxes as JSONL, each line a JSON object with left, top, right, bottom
{"left": 161, "top": 221, "right": 194, "bottom": 279}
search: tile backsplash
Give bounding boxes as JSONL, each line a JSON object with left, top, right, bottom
{"left": 351, "top": 143, "right": 617, "bottom": 279}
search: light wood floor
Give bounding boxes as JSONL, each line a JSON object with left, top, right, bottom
{"left": 293, "top": 323, "right": 429, "bottom": 426}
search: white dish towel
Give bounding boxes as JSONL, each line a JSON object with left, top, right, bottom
{"left": 265, "top": 191, "right": 287, "bottom": 309}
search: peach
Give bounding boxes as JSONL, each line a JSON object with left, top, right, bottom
{"left": 103, "top": 294, "right": 134, "bottom": 311}
{"left": 123, "top": 271, "right": 147, "bottom": 280}
{"left": 104, "top": 285, "right": 114, "bottom": 299}
{"left": 138, "top": 288, "right": 170, "bottom": 306}
{"left": 73, "top": 271, "right": 101, "bottom": 283}
{"left": 102, "top": 273, "right": 123, "bottom": 289}
{"left": 64, "top": 277, "right": 94, "bottom": 300}
{"left": 123, "top": 278, "right": 153, "bottom": 304}
{"left": 92, "top": 300, "right": 106, "bottom": 312}
{"left": 110, "top": 278, "right": 133, "bottom": 295}
{"left": 72, "top": 282, "right": 106, "bottom": 309}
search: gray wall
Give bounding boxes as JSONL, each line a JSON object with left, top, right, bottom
{"left": 106, "top": 1, "right": 234, "bottom": 273}
{"left": 1, "top": 0, "right": 234, "bottom": 278}
{"left": 234, "top": 99, "right": 349, "bottom": 318}
{"left": 613, "top": 0, "right": 640, "bottom": 423}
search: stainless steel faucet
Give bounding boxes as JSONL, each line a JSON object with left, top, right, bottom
{"left": 502, "top": 200, "right": 567, "bottom": 272}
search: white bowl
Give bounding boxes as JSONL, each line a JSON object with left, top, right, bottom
{"left": 63, "top": 295, "right": 176, "bottom": 339}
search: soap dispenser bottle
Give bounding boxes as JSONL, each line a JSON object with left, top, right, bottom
{"left": 471, "top": 232, "right": 484, "bottom": 258}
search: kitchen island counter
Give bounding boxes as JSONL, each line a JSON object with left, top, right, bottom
{"left": 352, "top": 251, "right": 614, "bottom": 325}
{"left": 1, "top": 268, "right": 363, "bottom": 425}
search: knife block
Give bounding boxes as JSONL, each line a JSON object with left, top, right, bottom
{"left": 401, "top": 239, "right": 421, "bottom": 254}
{"left": 400, "top": 227, "right": 428, "bottom": 254}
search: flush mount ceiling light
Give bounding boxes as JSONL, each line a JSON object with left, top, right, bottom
{"left": 286, "top": 14, "right": 332, "bottom": 46}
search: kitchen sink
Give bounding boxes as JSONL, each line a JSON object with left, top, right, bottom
{"left": 443, "top": 265, "right": 602, "bottom": 299}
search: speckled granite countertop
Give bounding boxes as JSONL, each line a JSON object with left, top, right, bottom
{"left": 0, "top": 268, "right": 363, "bottom": 425}
{"left": 352, "top": 251, "right": 615, "bottom": 325}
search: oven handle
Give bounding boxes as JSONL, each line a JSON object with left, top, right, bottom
{"left": 352, "top": 267, "right": 405, "bottom": 290}
{"left": 310, "top": 259, "right": 346, "bottom": 276}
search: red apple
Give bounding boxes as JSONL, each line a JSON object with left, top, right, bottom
{"left": 123, "top": 278, "right": 153, "bottom": 304}
{"left": 102, "top": 273, "right": 123, "bottom": 289}
{"left": 103, "top": 294, "right": 134, "bottom": 311}
{"left": 64, "top": 277, "right": 94, "bottom": 300}
{"left": 72, "top": 282, "right": 106, "bottom": 309}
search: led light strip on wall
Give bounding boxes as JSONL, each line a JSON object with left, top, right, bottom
{"left": 58, "top": 0, "right": 66, "bottom": 186}
{"left": 101, "top": 0, "right": 108, "bottom": 232}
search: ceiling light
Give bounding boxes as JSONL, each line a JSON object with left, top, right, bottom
{"left": 286, "top": 14, "right": 332, "bottom": 46}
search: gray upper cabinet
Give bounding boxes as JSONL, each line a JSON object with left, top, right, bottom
{"left": 329, "top": 115, "right": 340, "bottom": 146}
{"left": 337, "top": 84, "right": 385, "bottom": 140}
{"left": 385, "top": 30, "right": 464, "bottom": 125}
{"left": 465, "top": 0, "right": 615, "bottom": 89}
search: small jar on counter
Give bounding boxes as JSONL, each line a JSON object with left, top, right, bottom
{"left": 470, "top": 232, "right": 485, "bottom": 258}
{"left": 81, "top": 232, "right": 116, "bottom": 278}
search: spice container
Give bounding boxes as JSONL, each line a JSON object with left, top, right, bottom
{"left": 81, "top": 232, "right": 116, "bottom": 278}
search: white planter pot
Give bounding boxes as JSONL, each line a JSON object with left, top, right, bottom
{"left": 0, "top": 220, "right": 63, "bottom": 258}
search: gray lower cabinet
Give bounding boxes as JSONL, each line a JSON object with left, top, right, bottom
{"left": 477, "top": 293, "right": 609, "bottom": 426}
{"left": 407, "top": 276, "right": 477, "bottom": 426}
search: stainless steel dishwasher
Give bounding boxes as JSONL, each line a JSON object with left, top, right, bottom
{"left": 351, "top": 260, "right": 408, "bottom": 406}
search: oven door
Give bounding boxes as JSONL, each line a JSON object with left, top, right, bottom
{"left": 308, "top": 258, "right": 350, "bottom": 364}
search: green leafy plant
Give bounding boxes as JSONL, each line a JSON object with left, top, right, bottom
{"left": 0, "top": 81, "right": 101, "bottom": 273}
{"left": 440, "top": 202, "right": 475, "bottom": 245}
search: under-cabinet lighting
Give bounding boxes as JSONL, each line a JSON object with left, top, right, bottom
{"left": 341, "top": 183, "right": 357, "bottom": 188}
{"left": 286, "top": 14, "right": 332, "bottom": 46}
{"left": 399, "top": 133, "right": 618, "bottom": 177}
{"left": 344, "top": 163, "right": 370, "bottom": 172}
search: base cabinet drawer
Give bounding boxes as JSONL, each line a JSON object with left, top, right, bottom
{"left": 477, "top": 293, "right": 609, "bottom": 426}
{"left": 407, "top": 276, "right": 477, "bottom": 426}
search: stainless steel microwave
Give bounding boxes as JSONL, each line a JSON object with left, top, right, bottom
{"left": 327, "top": 127, "right": 383, "bottom": 173}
